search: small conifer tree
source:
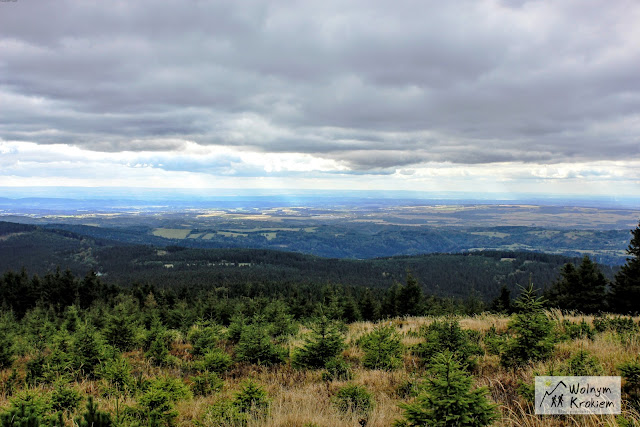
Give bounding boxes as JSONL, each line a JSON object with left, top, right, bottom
{"left": 501, "top": 283, "right": 555, "bottom": 368}
{"left": 359, "top": 325, "right": 403, "bottom": 370}
{"left": 394, "top": 351, "right": 498, "bottom": 427}
{"left": 293, "top": 316, "right": 345, "bottom": 369}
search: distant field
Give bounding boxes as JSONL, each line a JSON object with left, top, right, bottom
{"left": 151, "top": 228, "right": 191, "bottom": 239}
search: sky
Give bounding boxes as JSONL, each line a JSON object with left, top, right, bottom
{"left": 1, "top": 0, "right": 639, "bottom": 198}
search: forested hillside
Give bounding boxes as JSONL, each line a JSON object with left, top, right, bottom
{"left": 0, "top": 221, "right": 615, "bottom": 304}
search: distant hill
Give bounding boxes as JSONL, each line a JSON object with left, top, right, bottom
{"left": 0, "top": 221, "right": 616, "bottom": 301}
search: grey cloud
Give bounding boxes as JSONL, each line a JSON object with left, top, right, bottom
{"left": 1, "top": 0, "right": 639, "bottom": 171}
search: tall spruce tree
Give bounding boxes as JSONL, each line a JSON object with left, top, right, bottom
{"left": 398, "top": 274, "right": 423, "bottom": 316}
{"left": 610, "top": 221, "right": 640, "bottom": 314}
{"left": 546, "top": 256, "right": 607, "bottom": 313}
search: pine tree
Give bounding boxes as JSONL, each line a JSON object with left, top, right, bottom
{"left": 610, "top": 220, "right": 640, "bottom": 314}
{"left": 293, "top": 316, "right": 345, "bottom": 368}
{"left": 501, "top": 284, "right": 555, "bottom": 368}
{"left": 398, "top": 274, "right": 422, "bottom": 316}
{"left": 359, "top": 325, "right": 403, "bottom": 370}
{"left": 546, "top": 256, "right": 607, "bottom": 313}
{"left": 394, "top": 351, "right": 498, "bottom": 426}
{"left": 490, "top": 286, "right": 512, "bottom": 314}
{"left": 75, "top": 397, "right": 113, "bottom": 427}
{"left": 359, "top": 288, "right": 381, "bottom": 321}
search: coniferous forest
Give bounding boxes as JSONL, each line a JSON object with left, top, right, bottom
{"left": 0, "top": 220, "right": 639, "bottom": 426}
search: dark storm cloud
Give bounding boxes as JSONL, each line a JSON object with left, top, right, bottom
{"left": 1, "top": 0, "right": 639, "bottom": 170}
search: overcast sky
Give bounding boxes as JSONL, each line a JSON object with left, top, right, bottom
{"left": 1, "top": 0, "right": 639, "bottom": 197}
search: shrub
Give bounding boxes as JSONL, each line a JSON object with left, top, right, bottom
{"left": 394, "top": 351, "right": 498, "bottom": 427}
{"left": 619, "top": 359, "right": 640, "bottom": 410}
{"left": 264, "top": 300, "right": 298, "bottom": 339}
{"left": 564, "top": 350, "right": 603, "bottom": 376}
{"left": 202, "top": 399, "right": 247, "bottom": 427}
{"left": 200, "top": 348, "right": 233, "bottom": 373}
{"left": 187, "top": 322, "right": 222, "bottom": 357}
{"left": 593, "top": 315, "right": 637, "bottom": 334}
{"left": 138, "top": 377, "right": 192, "bottom": 426}
{"left": 9, "top": 390, "right": 52, "bottom": 418}
{"left": 483, "top": 325, "right": 506, "bottom": 356}
{"left": 145, "top": 335, "right": 171, "bottom": 367}
{"left": 332, "top": 384, "right": 373, "bottom": 415}
{"left": 51, "top": 384, "right": 82, "bottom": 413}
{"left": 0, "top": 404, "right": 64, "bottom": 426}
{"left": 75, "top": 396, "right": 113, "bottom": 427}
{"left": 103, "top": 312, "right": 139, "bottom": 352}
{"left": 190, "top": 372, "right": 224, "bottom": 397}
{"left": 559, "top": 319, "right": 595, "bottom": 341}
{"left": 233, "top": 380, "right": 269, "bottom": 415}
{"left": 226, "top": 314, "right": 246, "bottom": 344}
{"left": 100, "top": 354, "right": 134, "bottom": 395}
{"left": 358, "top": 325, "right": 403, "bottom": 370}
{"left": 0, "top": 332, "right": 14, "bottom": 370}
{"left": 235, "top": 324, "right": 286, "bottom": 366}
{"left": 321, "top": 357, "right": 353, "bottom": 382}
{"left": 415, "top": 318, "right": 482, "bottom": 370}
{"left": 293, "top": 316, "right": 345, "bottom": 369}
{"left": 72, "top": 323, "right": 105, "bottom": 379}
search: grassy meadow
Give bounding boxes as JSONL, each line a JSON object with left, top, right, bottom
{"left": 1, "top": 309, "right": 639, "bottom": 426}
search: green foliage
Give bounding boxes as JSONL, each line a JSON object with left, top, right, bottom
{"left": 75, "top": 397, "right": 113, "bottom": 427}
{"left": 482, "top": 325, "right": 506, "bottom": 356}
{"left": 103, "top": 310, "right": 139, "bottom": 352}
{"left": 546, "top": 256, "right": 608, "bottom": 313}
{"left": 500, "top": 284, "right": 555, "bottom": 368}
{"left": 619, "top": 359, "right": 640, "bottom": 410}
{"left": 190, "top": 372, "right": 224, "bottom": 397}
{"left": 332, "top": 384, "right": 373, "bottom": 415}
{"left": 293, "top": 316, "right": 345, "bottom": 369}
{"left": 146, "top": 334, "right": 171, "bottom": 367}
{"left": 51, "top": 384, "right": 82, "bottom": 413}
{"left": 187, "top": 322, "right": 222, "bottom": 357}
{"left": 321, "top": 357, "right": 353, "bottom": 382}
{"left": 200, "top": 348, "right": 233, "bottom": 373}
{"left": 138, "top": 377, "right": 192, "bottom": 426}
{"left": 225, "top": 314, "right": 246, "bottom": 344}
{"left": 0, "top": 404, "right": 41, "bottom": 427}
{"left": 201, "top": 399, "right": 247, "bottom": 427}
{"left": 235, "top": 324, "right": 286, "bottom": 366}
{"left": 490, "top": 285, "right": 512, "bottom": 314}
{"left": 564, "top": 350, "right": 603, "bottom": 376}
{"left": 593, "top": 315, "right": 638, "bottom": 334}
{"left": 394, "top": 351, "right": 498, "bottom": 427}
{"left": 72, "top": 323, "right": 105, "bottom": 379}
{"left": 558, "top": 319, "right": 595, "bottom": 341}
{"left": 233, "top": 380, "right": 269, "bottom": 415}
{"left": 8, "top": 390, "right": 52, "bottom": 418}
{"left": 0, "top": 332, "right": 15, "bottom": 370}
{"left": 99, "top": 354, "right": 134, "bottom": 395}
{"left": 359, "top": 288, "right": 381, "bottom": 321}
{"left": 358, "top": 325, "right": 404, "bottom": 370}
{"left": 398, "top": 274, "right": 423, "bottom": 317}
{"left": 263, "top": 300, "right": 298, "bottom": 339}
{"left": 415, "top": 318, "right": 482, "bottom": 370}
{"left": 610, "top": 220, "right": 640, "bottom": 314}
{"left": 0, "top": 404, "right": 64, "bottom": 427}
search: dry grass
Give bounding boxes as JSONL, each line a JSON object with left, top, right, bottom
{"left": 2, "top": 312, "right": 639, "bottom": 426}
